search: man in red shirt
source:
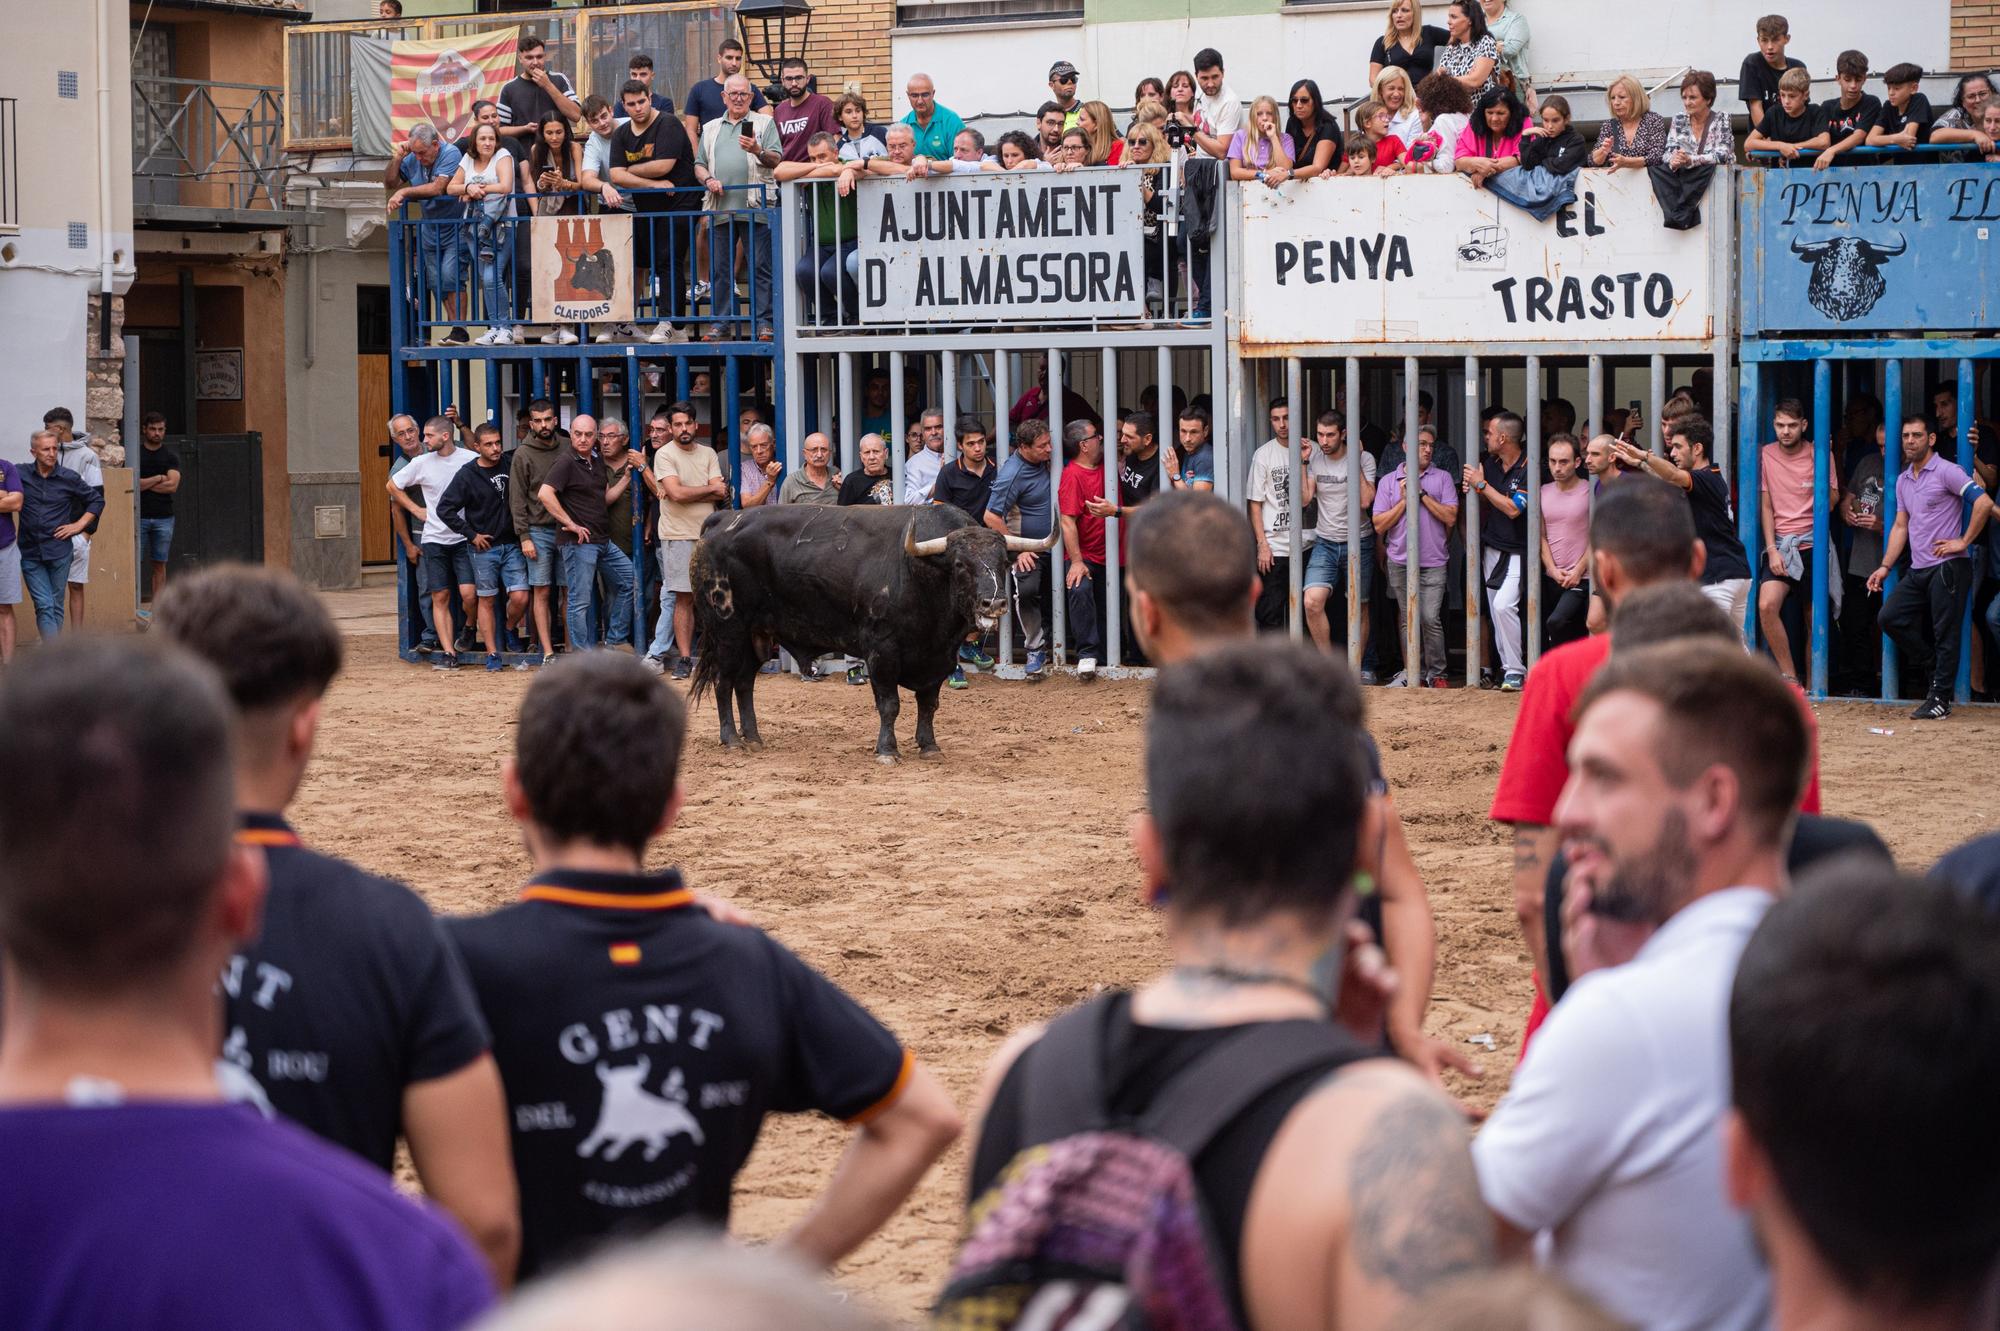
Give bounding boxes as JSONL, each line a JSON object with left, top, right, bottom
{"left": 1490, "top": 477, "right": 1822, "bottom": 1052}
{"left": 1057, "top": 419, "right": 1111, "bottom": 676}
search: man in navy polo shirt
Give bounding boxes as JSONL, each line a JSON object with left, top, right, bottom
{"left": 447, "top": 654, "right": 960, "bottom": 1279}
{"left": 154, "top": 565, "right": 521, "bottom": 1286}
{"left": 0, "top": 638, "right": 496, "bottom": 1329}
{"left": 1869, "top": 412, "right": 1994, "bottom": 720}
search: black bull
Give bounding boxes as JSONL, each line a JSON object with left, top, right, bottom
{"left": 689, "top": 504, "right": 1057, "bottom": 762}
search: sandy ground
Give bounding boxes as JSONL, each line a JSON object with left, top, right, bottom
{"left": 303, "top": 584, "right": 2000, "bottom": 1320}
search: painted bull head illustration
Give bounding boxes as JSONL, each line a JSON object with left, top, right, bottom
{"left": 1791, "top": 233, "right": 1906, "bottom": 322}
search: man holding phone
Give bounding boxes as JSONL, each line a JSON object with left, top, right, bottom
{"left": 693, "top": 75, "right": 781, "bottom": 342}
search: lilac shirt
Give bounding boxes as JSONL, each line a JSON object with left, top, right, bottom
{"left": 1374, "top": 463, "right": 1458, "bottom": 568}
{"left": 0, "top": 1102, "right": 496, "bottom": 1330}
{"left": 0, "top": 458, "right": 19, "bottom": 550}
{"left": 1227, "top": 129, "right": 1295, "bottom": 169}
{"left": 1897, "top": 455, "right": 1977, "bottom": 570}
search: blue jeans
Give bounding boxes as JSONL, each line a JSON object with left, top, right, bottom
{"left": 1485, "top": 165, "right": 1580, "bottom": 222}
{"left": 649, "top": 583, "right": 679, "bottom": 658}
{"left": 139, "top": 517, "right": 175, "bottom": 564}
{"left": 417, "top": 218, "right": 466, "bottom": 298}
{"left": 562, "top": 541, "right": 634, "bottom": 649}
{"left": 711, "top": 213, "right": 774, "bottom": 333}
{"left": 467, "top": 215, "right": 513, "bottom": 326}
{"left": 22, "top": 551, "right": 72, "bottom": 639}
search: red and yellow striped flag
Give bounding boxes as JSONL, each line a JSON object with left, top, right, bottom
{"left": 390, "top": 26, "right": 519, "bottom": 147}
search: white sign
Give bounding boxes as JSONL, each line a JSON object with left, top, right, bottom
{"left": 855, "top": 170, "right": 1145, "bottom": 324}
{"left": 1239, "top": 170, "right": 1715, "bottom": 345}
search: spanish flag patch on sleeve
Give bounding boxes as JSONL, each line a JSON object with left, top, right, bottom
{"left": 609, "top": 942, "right": 642, "bottom": 966}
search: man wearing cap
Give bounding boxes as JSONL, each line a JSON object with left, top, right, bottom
{"left": 1048, "top": 62, "right": 1082, "bottom": 129}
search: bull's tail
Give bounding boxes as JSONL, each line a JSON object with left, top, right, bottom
{"left": 687, "top": 542, "right": 726, "bottom": 703}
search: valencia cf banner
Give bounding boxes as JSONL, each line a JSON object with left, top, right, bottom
{"left": 389, "top": 27, "right": 518, "bottom": 147}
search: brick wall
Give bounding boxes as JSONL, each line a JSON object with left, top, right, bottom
{"left": 806, "top": 0, "right": 894, "bottom": 118}
{"left": 1953, "top": 0, "right": 1999, "bottom": 69}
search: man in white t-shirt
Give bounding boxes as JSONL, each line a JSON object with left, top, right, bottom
{"left": 903, "top": 408, "right": 945, "bottom": 504}
{"left": 385, "top": 415, "right": 479, "bottom": 669}
{"left": 1302, "top": 408, "right": 1377, "bottom": 669}
{"left": 1190, "top": 47, "right": 1244, "bottom": 158}
{"left": 1246, "top": 397, "right": 1309, "bottom": 633}
{"left": 1473, "top": 638, "right": 1808, "bottom": 1331}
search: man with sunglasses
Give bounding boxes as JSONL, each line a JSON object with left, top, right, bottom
{"left": 1048, "top": 61, "right": 1082, "bottom": 130}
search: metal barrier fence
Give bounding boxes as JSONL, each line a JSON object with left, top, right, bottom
{"left": 387, "top": 185, "right": 778, "bottom": 352}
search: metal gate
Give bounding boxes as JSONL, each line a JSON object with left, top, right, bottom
{"left": 163, "top": 432, "right": 266, "bottom": 572}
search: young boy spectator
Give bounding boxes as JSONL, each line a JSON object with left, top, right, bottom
{"left": 1867, "top": 63, "right": 1935, "bottom": 148}
{"left": 1817, "top": 49, "right": 1879, "bottom": 167}
{"left": 1758, "top": 399, "right": 1836, "bottom": 682}
{"left": 1739, "top": 13, "right": 1804, "bottom": 130}
{"left": 154, "top": 566, "right": 520, "bottom": 1285}
{"left": 1745, "top": 67, "right": 1829, "bottom": 164}
{"left": 439, "top": 422, "right": 530, "bottom": 671}
{"left": 1869, "top": 413, "right": 1993, "bottom": 719}
{"left": 0, "top": 638, "right": 496, "bottom": 1328}
{"left": 445, "top": 654, "right": 960, "bottom": 1279}
{"left": 1727, "top": 866, "right": 2000, "bottom": 1331}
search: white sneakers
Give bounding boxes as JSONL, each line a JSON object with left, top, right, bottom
{"left": 536, "top": 327, "right": 580, "bottom": 345}
{"left": 593, "top": 323, "right": 637, "bottom": 344}
{"left": 1078, "top": 656, "right": 1099, "bottom": 680}
{"left": 646, "top": 322, "right": 691, "bottom": 344}
{"left": 473, "top": 327, "right": 512, "bottom": 346}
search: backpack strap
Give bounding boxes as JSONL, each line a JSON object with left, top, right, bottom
{"left": 1140, "top": 1021, "right": 1371, "bottom": 1160}
{"left": 1015, "top": 991, "right": 1124, "bottom": 1144}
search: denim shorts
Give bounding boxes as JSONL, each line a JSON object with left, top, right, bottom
{"left": 139, "top": 516, "right": 175, "bottom": 564}
{"left": 1304, "top": 536, "right": 1375, "bottom": 599}
{"left": 418, "top": 219, "right": 466, "bottom": 296}
{"left": 419, "top": 540, "right": 476, "bottom": 594}
{"left": 471, "top": 541, "right": 529, "bottom": 598}
{"left": 525, "top": 524, "right": 561, "bottom": 588}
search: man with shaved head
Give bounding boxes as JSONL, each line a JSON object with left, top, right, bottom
{"left": 536, "top": 414, "right": 635, "bottom": 653}
{"left": 899, "top": 73, "right": 963, "bottom": 160}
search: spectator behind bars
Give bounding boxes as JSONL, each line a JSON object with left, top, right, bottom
{"left": 0, "top": 638, "right": 497, "bottom": 1329}
{"left": 1538, "top": 434, "right": 1590, "bottom": 648}
{"left": 1373, "top": 427, "right": 1460, "bottom": 686}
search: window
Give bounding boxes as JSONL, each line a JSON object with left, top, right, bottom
{"left": 894, "top": 0, "right": 1082, "bottom": 31}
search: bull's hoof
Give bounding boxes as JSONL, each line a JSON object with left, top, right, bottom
{"left": 719, "top": 734, "right": 741, "bottom": 750}
{"left": 917, "top": 745, "right": 943, "bottom": 760}
{"left": 741, "top": 737, "right": 765, "bottom": 752}
{"left": 875, "top": 751, "right": 899, "bottom": 766}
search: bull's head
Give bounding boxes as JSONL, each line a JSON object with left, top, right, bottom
{"left": 1790, "top": 233, "right": 1907, "bottom": 263}
{"left": 905, "top": 521, "right": 1055, "bottom": 633}
{"left": 1792, "top": 233, "right": 1904, "bottom": 322}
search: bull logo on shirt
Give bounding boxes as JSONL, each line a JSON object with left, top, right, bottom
{"left": 577, "top": 1057, "right": 706, "bottom": 1161}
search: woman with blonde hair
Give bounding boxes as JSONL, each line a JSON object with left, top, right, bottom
{"left": 1076, "top": 99, "right": 1121, "bottom": 164}
{"left": 1369, "top": 0, "right": 1449, "bottom": 85}
{"left": 1227, "top": 94, "right": 1294, "bottom": 182}
{"left": 1130, "top": 99, "right": 1168, "bottom": 127}
{"left": 1590, "top": 72, "right": 1668, "bottom": 169}
{"left": 1372, "top": 66, "right": 1423, "bottom": 145}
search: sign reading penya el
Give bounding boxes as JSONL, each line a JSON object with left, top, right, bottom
{"left": 1238, "top": 169, "right": 1717, "bottom": 345}
{"left": 854, "top": 171, "right": 1146, "bottom": 323}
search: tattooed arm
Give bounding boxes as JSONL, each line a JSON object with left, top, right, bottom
{"left": 1242, "top": 1062, "right": 1494, "bottom": 1330}
{"left": 1512, "top": 822, "right": 1560, "bottom": 981}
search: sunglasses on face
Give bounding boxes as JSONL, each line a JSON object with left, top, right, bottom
{"left": 1054, "top": 76, "right": 1077, "bottom": 85}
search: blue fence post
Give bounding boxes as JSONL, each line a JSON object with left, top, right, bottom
{"left": 1958, "top": 356, "right": 1977, "bottom": 705}
{"left": 1881, "top": 361, "right": 1901, "bottom": 701}
{"left": 577, "top": 355, "right": 596, "bottom": 417}
{"left": 724, "top": 354, "right": 743, "bottom": 509}
{"left": 1737, "top": 356, "right": 1764, "bottom": 651}
{"left": 387, "top": 209, "right": 415, "bottom": 661}
{"left": 1810, "top": 358, "right": 1832, "bottom": 699}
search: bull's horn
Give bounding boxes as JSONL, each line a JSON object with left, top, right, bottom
{"left": 1790, "top": 233, "right": 1833, "bottom": 257}
{"left": 903, "top": 521, "right": 950, "bottom": 558}
{"left": 1863, "top": 233, "right": 1907, "bottom": 258}
{"left": 1003, "top": 529, "right": 1062, "bottom": 553}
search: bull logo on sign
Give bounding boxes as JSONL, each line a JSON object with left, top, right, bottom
{"left": 554, "top": 217, "right": 616, "bottom": 302}
{"left": 1791, "top": 233, "right": 1906, "bottom": 322}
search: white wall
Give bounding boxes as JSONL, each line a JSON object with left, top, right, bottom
{"left": 893, "top": 0, "right": 1954, "bottom": 121}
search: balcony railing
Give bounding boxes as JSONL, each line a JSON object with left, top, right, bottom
{"left": 133, "top": 76, "right": 287, "bottom": 216}
{"left": 284, "top": 2, "right": 735, "bottom": 154}
{"left": 0, "top": 97, "right": 17, "bottom": 232}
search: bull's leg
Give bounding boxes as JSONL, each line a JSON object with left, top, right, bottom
{"left": 870, "top": 673, "right": 902, "bottom": 764}
{"left": 914, "top": 682, "right": 943, "bottom": 758}
{"left": 734, "top": 670, "right": 763, "bottom": 748}
{"left": 715, "top": 681, "right": 740, "bottom": 749}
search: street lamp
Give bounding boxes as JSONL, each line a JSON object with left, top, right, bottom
{"left": 733, "top": 0, "right": 812, "bottom": 86}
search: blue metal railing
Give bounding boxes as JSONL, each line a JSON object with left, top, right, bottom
{"left": 386, "top": 184, "right": 780, "bottom": 352}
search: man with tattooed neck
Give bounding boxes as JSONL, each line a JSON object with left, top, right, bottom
{"left": 959, "top": 640, "right": 1491, "bottom": 1330}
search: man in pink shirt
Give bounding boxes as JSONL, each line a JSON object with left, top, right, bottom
{"left": 1758, "top": 399, "right": 1837, "bottom": 681}
{"left": 1538, "top": 433, "right": 1591, "bottom": 646}
{"left": 1868, "top": 412, "right": 1994, "bottom": 719}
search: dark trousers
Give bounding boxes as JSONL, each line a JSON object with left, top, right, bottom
{"left": 1836, "top": 571, "right": 1883, "bottom": 695}
{"left": 1544, "top": 579, "right": 1590, "bottom": 648}
{"left": 1879, "top": 559, "right": 1969, "bottom": 701}
{"left": 1253, "top": 554, "right": 1293, "bottom": 632}
{"left": 1066, "top": 561, "right": 1107, "bottom": 660}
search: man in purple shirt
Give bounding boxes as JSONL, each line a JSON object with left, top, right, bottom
{"left": 0, "top": 455, "right": 20, "bottom": 663}
{"left": 1869, "top": 412, "right": 1994, "bottom": 720}
{"left": 0, "top": 638, "right": 496, "bottom": 1331}
{"left": 1372, "top": 432, "right": 1460, "bottom": 686}
{"left": 772, "top": 57, "right": 838, "bottom": 162}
